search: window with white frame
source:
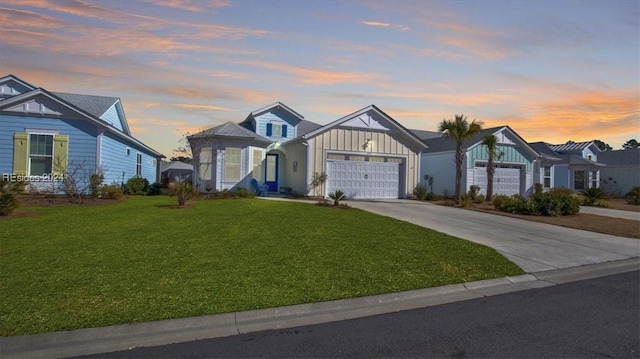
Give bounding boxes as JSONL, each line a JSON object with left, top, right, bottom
{"left": 574, "top": 170, "right": 585, "bottom": 190}
{"left": 198, "top": 148, "right": 212, "bottom": 180}
{"left": 136, "top": 153, "right": 142, "bottom": 176}
{"left": 29, "top": 134, "right": 53, "bottom": 176}
{"left": 224, "top": 147, "right": 241, "bottom": 181}
{"left": 591, "top": 171, "right": 598, "bottom": 188}
{"left": 543, "top": 166, "right": 551, "bottom": 188}
{"left": 252, "top": 149, "right": 263, "bottom": 182}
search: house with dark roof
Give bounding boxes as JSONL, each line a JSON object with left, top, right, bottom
{"left": 415, "top": 126, "right": 543, "bottom": 197}
{"left": 0, "top": 74, "right": 163, "bottom": 192}
{"left": 533, "top": 141, "right": 604, "bottom": 192}
{"left": 598, "top": 148, "right": 640, "bottom": 195}
{"left": 188, "top": 102, "right": 426, "bottom": 199}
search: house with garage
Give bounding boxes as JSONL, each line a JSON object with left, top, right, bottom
{"left": 188, "top": 102, "right": 426, "bottom": 199}
{"left": 531, "top": 141, "right": 604, "bottom": 192}
{"left": 414, "top": 126, "right": 543, "bottom": 197}
{"left": 594, "top": 148, "right": 639, "bottom": 196}
{"left": 0, "top": 74, "right": 163, "bottom": 191}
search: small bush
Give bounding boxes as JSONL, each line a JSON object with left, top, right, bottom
{"left": 236, "top": 188, "right": 254, "bottom": 198}
{"left": 147, "top": 182, "right": 163, "bottom": 196}
{"left": 328, "top": 190, "right": 347, "bottom": 206}
{"left": 534, "top": 183, "right": 543, "bottom": 196}
{"left": 495, "top": 188, "right": 581, "bottom": 216}
{"left": 89, "top": 173, "right": 104, "bottom": 198}
{"left": 169, "top": 181, "right": 197, "bottom": 206}
{"left": 468, "top": 185, "right": 481, "bottom": 202}
{"left": 0, "top": 179, "right": 26, "bottom": 216}
{"left": 626, "top": 186, "right": 640, "bottom": 205}
{"left": 580, "top": 187, "right": 608, "bottom": 207}
{"left": 101, "top": 184, "right": 124, "bottom": 200}
{"left": 124, "top": 176, "right": 149, "bottom": 195}
{"left": 474, "top": 194, "right": 485, "bottom": 204}
{"left": 425, "top": 192, "right": 437, "bottom": 201}
{"left": 413, "top": 185, "right": 428, "bottom": 200}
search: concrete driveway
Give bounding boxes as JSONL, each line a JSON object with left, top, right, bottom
{"left": 348, "top": 200, "right": 640, "bottom": 272}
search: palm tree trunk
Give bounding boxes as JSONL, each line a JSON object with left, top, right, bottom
{"left": 455, "top": 147, "right": 463, "bottom": 202}
{"left": 486, "top": 161, "right": 494, "bottom": 202}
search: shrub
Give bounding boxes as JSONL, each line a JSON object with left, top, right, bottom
{"left": 236, "top": 187, "right": 254, "bottom": 198}
{"left": 89, "top": 173, "right": 104, "bottom": 198}
{"left": 475, "top": 194, "right": 485, "bottom": 204}
{"left": 147, "top": 182, "right": 163, "bottom": 196}
{"left": 424, "top": 192, "right": 437, "bottom": 201}
{"left": 413, "top": 185, "right": 428, "bottom": 200}
{"left": 169, "top": 181, "right": 196, "bottom": 206}
{"left": 626, "top": 186, "right": 640, "bottom": 205}
{"left": 468, "top": 185, "right": 481, "bottom": 202}
{"left": 101, "top": 183, "right": 124, "bottom": 200}
{"left": 124, "top": 176, "right": 149, "bottom": 195}
{"left": 328, "top": 190, "right": 346, "bottom": 206}
{"left": 580, "top": 187, "right": 608, "bottom": 207}
{"left": 495, "top": 188, "right": 581, "bottom": 216}
{"left": 0, "top": 179, "right": 26, "bottom": 216}
{"left": 548, "top": 188, "right": 581, "bottom": 215}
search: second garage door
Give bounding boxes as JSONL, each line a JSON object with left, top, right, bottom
{"left": 326, "top": 160, "right": 401, "bottom": 199}
{"left": 474, "top": 163, "right": 523, "bottom": 196}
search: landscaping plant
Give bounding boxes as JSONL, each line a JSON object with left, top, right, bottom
{"left": 580, "top": 187, "right": 608, "bottom": 207}
{"left": 626, "top": 186, "right": 640, "bottom": 205}
{"left": 124, "top": 176, "right": 150, "bottom": 195}
{"left": 0, "top": 179, "right": 26, "bottom": 216}
{"left": 328, "top": 190, "right": 346, "bottom": 206}
{"left": 169, "top": 180, "right": 197, "bottom": 206}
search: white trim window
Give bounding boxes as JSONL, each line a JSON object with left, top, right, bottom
{"left": 543, "top": 166, "right": 552, "bottom": 188}
{"left": 136, "top": 153, "right": 142, "bottom": 176}
{"left": 252, "top": 149, "right": 263, "bottom": 182}
{"left": 224, "top": 147, "right": 242, "bottom": 181}
{"left": 29, "top": 133, "right": 54, "bottom": 176}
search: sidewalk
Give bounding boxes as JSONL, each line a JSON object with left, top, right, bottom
{"left": 579, "top": 206, "right": 640, "bottom": 220}
{"left": 1, "top": 258, "right": 638, "bottom": 359}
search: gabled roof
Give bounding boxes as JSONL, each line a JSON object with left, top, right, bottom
{"left": 301, "top": 104, "right": 427, "bottom": 151}
{"left": 422, "top": 126, "right": 539, "bottom": 158}
{"left": 549, "top": 141, "right": 600, "bottom": 153}
{"left": 557, "top": 153, "right": 605, "bottom": 167}
{"left": 598, "top": 148, "right": 640, "bottom": 167}
{"left": 529, "top": 142, "right": 562, "bottom": 161}
{"left": 52, "top": 92, "right": 118, "bottom": 119}
{"left": 243, "top": 101, "right": 305, "bottom": 123}
{"left": 296, "top": 120, "right": 323, "bottom": 136}
{"left": 188, "top": 121, "right": 272, "bottom": 144}
{"left": 160, "top": 161, "right": 194, "bottom": 172}
{"left": 0, "top": 87, "right": 163, "bottom": 158}
{"left": 410, "top": 129, "right": 442, "bottom": 141}
{"left": 0, "top": 74, "right": 37, "bottom": 93}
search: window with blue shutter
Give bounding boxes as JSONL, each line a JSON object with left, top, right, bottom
{"left": 282, "top": 124, "right": 287, "bottom": 138}
{"left": 266, "top": 123, "right": 272, "bottom": 136}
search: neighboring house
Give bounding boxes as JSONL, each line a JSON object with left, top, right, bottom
{"left": 598, "top": 148, "right": 640, "bottom": 196}
{"left": 542, "top": 141, "right": 604, "bottom": 191}
{"left": 160, "top": 161, "right": 193, "bottom": 184}
{"left": 0, "top": 74, "right": 163, "bottom": 191}
{"left": 415, "top": 126, "right": 542, "bottom": 197}
{"left": 189, "top": 102, "right": 426, "bottom": 199}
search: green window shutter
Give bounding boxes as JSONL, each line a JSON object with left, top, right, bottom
{"left": 53, "top": 134, "right": 69, "bottom": 177}
{"left": 13, "top": 132, "right": 28, "bottom": 176}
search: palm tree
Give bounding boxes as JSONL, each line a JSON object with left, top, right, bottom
{"left": 438, "top": 114, "right": 483, "bottom": 203}
{"left": 482, "top": 134, "right": 499, "bottom": 202}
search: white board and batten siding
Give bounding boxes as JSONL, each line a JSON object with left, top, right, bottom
{"left": 305, "top": 127, "right": 419, "bottom": 199}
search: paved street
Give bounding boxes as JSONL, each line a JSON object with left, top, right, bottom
{"left": 78, "top": 271, "right": 640, "bottom": 359}
{"left": 348, "top": 200, "right": 640, "bottom": 272}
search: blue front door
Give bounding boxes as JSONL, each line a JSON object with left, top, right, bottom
{"left": 265, "top": 154, "right": 278, "bottom": 192}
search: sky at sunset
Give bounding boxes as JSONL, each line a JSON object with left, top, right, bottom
{"left": 1, "top": 0, "right": 638, "bottom": 157}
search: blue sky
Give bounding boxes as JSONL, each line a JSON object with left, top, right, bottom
{"left": 1, "top": 0, "right": 638, "bottom": 157}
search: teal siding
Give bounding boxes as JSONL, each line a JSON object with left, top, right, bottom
{"left": 99, "top": 104, "right": 124, "bottom": 132}
{"left": 100, "top": 133, "right": 158, "bottom": 185}
{"left": 468, "top": 144, "right": 533, "bottom": 170}
{"left": 0, "top": 114, "right": 97, "bottom": 175}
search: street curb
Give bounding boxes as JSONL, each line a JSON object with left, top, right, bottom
{"left": 1, "top": 257, "right": 638, "bottom": 359}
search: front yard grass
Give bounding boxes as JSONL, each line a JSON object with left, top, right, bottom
{"left": 0, "top": 196, "right": 523, "bottom": 337}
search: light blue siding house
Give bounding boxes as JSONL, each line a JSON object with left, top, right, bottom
{"left": 0, "top": 74, "right": 163, "bottom": 192}
{"left": 414, "top": 126, "right": 543, "bottom": 197}
{"left": 189, "top": 102, "right": 426, "bottom": 199}
{"left": 530, "top": 141, "right": 604, "bottom": 192}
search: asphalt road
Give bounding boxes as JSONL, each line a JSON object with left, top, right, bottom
{"left": 78, "top": 271, "right": 640, "bottom": 359}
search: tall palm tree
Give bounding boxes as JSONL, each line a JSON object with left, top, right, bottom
{"left": 482, "top": 134, "right": 499, "bottom": 202}
{"left": 438, "top": 114, "right": 483, "bottom": 203}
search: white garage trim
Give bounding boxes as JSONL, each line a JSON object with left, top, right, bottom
{"left": 325, "top": 151, "right": 407, "bottom": 199}
{"left": 473, "top": 162, "right": 525, "bottom": 196}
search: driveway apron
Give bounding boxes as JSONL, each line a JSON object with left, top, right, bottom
{"left": 348, "top": 200, "right": 640, "bottom": 272}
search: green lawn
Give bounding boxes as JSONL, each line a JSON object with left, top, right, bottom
{"left": 0, "top": 196, "right": 523, "bottom": 337}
